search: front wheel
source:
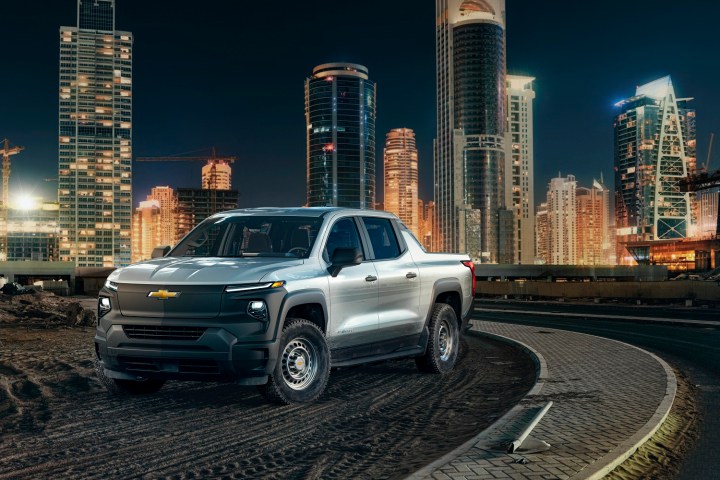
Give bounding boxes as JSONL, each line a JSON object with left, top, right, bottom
{"left": 94, "top": 358, "right": 165, "bottom": 395}
{"left": 416, "top": 303, "right": 460, "bottom": 374}
{"left": 257, "top": 318, "right": 330, "bottom": 404}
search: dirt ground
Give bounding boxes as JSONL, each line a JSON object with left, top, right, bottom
{"left": 604, "top": 369, "right": 700, "bottom": 480}
{"left": 0, "top": 322, "right": 535, "bottom": 479}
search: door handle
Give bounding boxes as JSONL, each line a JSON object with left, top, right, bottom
{"left": 406, "top": 272, "right": 417, "bottom": 279}
{"left": 365, "top": 275, "right": 378, "bottom": 282}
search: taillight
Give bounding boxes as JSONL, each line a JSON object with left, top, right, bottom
{"left": 462, "top": 260, "right": 476, "bottom": 297}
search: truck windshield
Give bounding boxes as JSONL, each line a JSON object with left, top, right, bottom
{"left": 169, "top": 215, "right": 323, "bottom": 258}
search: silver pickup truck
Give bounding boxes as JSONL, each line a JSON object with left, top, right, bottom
{"left": 95, "top": 207, "right": 476, "bottom": 404}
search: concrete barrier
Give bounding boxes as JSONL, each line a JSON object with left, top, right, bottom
{"left": 477, "top": 280, "right": 720, "bottom": 302}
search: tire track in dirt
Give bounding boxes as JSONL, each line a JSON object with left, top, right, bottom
{"left": 0, "top": 329, "right": 535, "bottom": 480}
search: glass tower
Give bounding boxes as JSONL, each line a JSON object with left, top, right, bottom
{"left": 305, "top": 63, "right": 376, "bottom": 209}
{"left": 58, "top": 0, "right": 133, "bottom": 267}
{"left": 614, "top": 76, "right": 695, "bottom": 263}
{"left": 435, "top": 0, "right": 507, "bottom": 263}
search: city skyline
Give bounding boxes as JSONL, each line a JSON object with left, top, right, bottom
{"left": 2, "top": 1, "right": 718, "bottom": 211}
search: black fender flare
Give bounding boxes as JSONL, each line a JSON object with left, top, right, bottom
{"left": 424, "top": 277, "right": 463, "bottom": 330}
{"left": 273, "top": 289, "right": 328, "bottom": 340}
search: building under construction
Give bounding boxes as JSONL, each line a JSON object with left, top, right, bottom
{"left": 175, "top": 188, "right": 239, "bottom": 240}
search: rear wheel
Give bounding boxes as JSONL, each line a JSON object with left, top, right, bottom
{"left": 94, "top": 358, "right": 165, "bottom": 395}
{"left": 258, "top": 318, "right": 330, "bottom": 404}
{"left": 416, "top": 303, "right": 459, "bottom": 374}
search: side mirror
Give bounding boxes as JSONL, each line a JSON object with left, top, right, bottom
{"left": 151, "top": 245, "right": 171, "bottom": 259}
{"left": 328, "top": 247, "right": 362, "bottom": 277}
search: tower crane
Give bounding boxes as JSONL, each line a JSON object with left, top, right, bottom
{"left": 0, "top": 139, "right": 24, "bottom": 260}
{"left": 1, "top": 139, "right": 24, "bottom": 208}
{"left": 136, "top": 147, "right": 237, "bottom": 213}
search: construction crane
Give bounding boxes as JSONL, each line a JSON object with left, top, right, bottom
{"left": 136, "top": 147, "right": 237, "bottom": 213}
{"left": 1, "top": 139, "right": 24, "bottom": 208}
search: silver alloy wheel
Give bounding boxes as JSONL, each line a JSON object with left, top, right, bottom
{"left": 281, "top": 337, "right": 318, "bottom": 390}
{"left": 438, "top": 320, "right": 453, "bottom": 361}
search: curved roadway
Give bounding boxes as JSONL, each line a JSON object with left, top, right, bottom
{"left": 474, "top": 300, "right": 720, "bottom": 480}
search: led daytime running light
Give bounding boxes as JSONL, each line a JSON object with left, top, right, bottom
{"left": 225, "top": 281, "right": 285, "bottom": 293}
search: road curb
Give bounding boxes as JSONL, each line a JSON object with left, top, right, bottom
{"left": 570, "top": 340, "right": 677, "bottom": 480}
{"left": 404, "top": 328, "right": 548, "bottom": 480}
{"left": 406, "top": 322, "right": 678, "bottom": 480}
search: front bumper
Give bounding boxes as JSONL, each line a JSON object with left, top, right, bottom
{"left": 95, "top": 324, "right": 276, "bottom": 383}
{"left": 95, "top": 285, "right": 286, "bottom": 383}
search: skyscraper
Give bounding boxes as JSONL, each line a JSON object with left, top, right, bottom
{"left": 614, "top": 76, "right": 695, "bottom": 263}
{"left": 435, "top": 0, "right": 507, "bottom": 263}
{"left": 576, "top": 179, "right": 611, "bottom": 265}
{"left": 535, "top": 201, "right": 549, "bottom": 263}
{"left": 305, "top": 63, "right": 376, "bottom": 209}
{"left": 384, "top": 128, "right": 419, "bottom": 236}
{"left": 201, "top": 161, "right": 232, "bottom": 190}
{"left": 505, "top": 75, "right": 536, "bottom": 264}
{"left": 547, "top": 175, "right": 577, "bottom": 265}
{"left": 147, "top": 186, "right": 177, "bottom": 247}
{"left": 58, "top": 0, "right": 133, "bottom": 267}
{"left": 131, "top": 200, "right": 160, "bottom": 263}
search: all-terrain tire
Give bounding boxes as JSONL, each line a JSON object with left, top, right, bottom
{"left": 257, "top": 318, "right": 330, "bottom": 405}
{"left": 94, "top": 358, "right": 165, "bottom": 395}
{"left": 416, "top": 303, "right": 460, "bottom": 374}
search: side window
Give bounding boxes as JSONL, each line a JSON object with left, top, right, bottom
{"left": 323, "top": 218, "right": 364, "bottom": 262}
{"left": 362, "top": 217, "right": 401, "bottom": 260}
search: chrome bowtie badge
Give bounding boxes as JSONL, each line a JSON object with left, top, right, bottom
{"left": 147, "top": 290, "right": 180, "bottom": 300}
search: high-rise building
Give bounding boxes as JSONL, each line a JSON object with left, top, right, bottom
{"left": 535, "top": 201, "right": 549, "bottom": 263}
{"left": 505, "top": 75, "right": 535, "bottom": 264}
{"left": 614, "top": 76, "right": 695, "bottom": 263}
{"left": 435, "top": 0, "right": 507, "bottom": 263}
{"left": 176, "top": 188, "right": 239, "bottom": 239}
{"left": 384, "top": 128, "right": 419, "bottom": 236}
{"left": 697, "top": 188, "right": 719, "bottom": 238}
{"left": 576, "top": 178, "right": 611, "bottom": 265}
{"left": 305, "top": 63, "right": 376, "bottom": 209}
{"left": 547, "top": 175, "right": 577, "bottom": 265}
{"left": 201, "top": 161, "right": 232, "bottom": 190}
{"left": 147, "top": 186, "right": 178, "bottom": 247}
{"left": 131, "top": 200, "right": 161, "bottom": 263}
{"left": 418, "top": 199, "right": 435, "bottom": 252}
{"left": 58, "top": 0, "right": 133, "bottom": 267}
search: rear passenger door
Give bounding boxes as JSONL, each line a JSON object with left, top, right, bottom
{"left": 324, "top": 217, "right": 379, "bottom": 349}
{"left": 361, "top": 217, "right": 422, "bottom": 343}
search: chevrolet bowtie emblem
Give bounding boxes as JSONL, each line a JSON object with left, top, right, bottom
{"left": 147, "top": 289, "right": 180, "bottom": 300}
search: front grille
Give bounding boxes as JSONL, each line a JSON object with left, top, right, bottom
{"left": 123, "top": 325, "right": 207, "bottom": 341}
{"left": 117, "top": 356, "right": 220, "bottom": 375}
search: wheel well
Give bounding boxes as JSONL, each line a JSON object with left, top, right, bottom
{"left": 286, "top": 303, "right": 326, "bottom": 333}
{"left": 435, "top": 291, "right": 461, "bottom": 324}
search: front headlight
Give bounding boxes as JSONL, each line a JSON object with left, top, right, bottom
{"left": 247, "top": 300, "right": 268, "bottom": 320}
{"left": 98, "top": 297, "right": 112, "bottom": 318}
{"left": 224, "top": 281, "right": 285, "bottom": 293}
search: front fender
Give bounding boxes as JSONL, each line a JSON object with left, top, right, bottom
{"left": 273, "top": 289, "right": 328, "bottom": 340}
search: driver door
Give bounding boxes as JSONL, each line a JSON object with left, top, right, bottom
{"left": 324, "top": 217, "right": 379, "bottom": 349}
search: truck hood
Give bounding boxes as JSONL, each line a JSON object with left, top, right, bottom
{"left": 111, "top": 256, "right": 304, "bottom": 285}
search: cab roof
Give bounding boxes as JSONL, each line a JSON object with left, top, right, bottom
{"left": 212, "top": 207, "right": 398, "bottom": 220}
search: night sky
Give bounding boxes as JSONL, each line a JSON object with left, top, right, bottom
{"left": 2, "top": 1, "right": 719, "bottom": 208}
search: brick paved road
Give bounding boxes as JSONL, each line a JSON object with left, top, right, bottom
{"left": 408, "top": 320, "right": 676, "bottom": 480}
